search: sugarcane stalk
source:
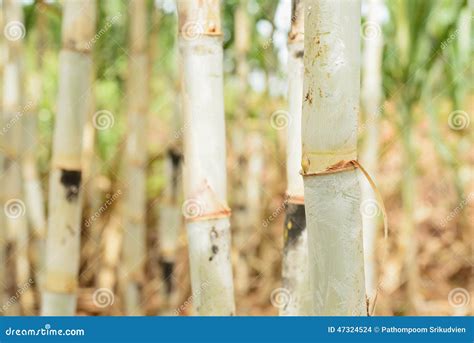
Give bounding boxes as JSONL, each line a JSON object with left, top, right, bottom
{"left": 41, "top": 0, "right": 96, "bottom": 316}
{"left": 280, "top": 0, "right": 310, "bottom": 316}
{"left": 302, "top": 0, "right": 366, "bottom": 315}
{"left": 177, "top": 0, "right": 235, "bottom": 315}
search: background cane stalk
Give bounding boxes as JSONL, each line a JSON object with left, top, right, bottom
{"left": 121, "top": 0, "right": 149, "bottom": 316}
{"left": 360, "top": 0, "right": 384, "bottom": 302}
{"left": 280, "top": 0, "right": 310, "bottom": 316}
{"left": 2, "top": 0, "right": 34, "bottom": 315}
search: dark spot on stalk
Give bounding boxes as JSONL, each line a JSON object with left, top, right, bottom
{"left": 238, "top": 156, "right": 247, "bottom": 166}
{"left": 284, "top": 203, "right": 306, "bottom": 247}
{"left": 210, "top": 227, "right": 218, "bottom": 239}
{"left": 304, "top": 88, "right": 313, "bottom": 104}
{"left": 168, "top": 148, "right": 182, "bottom": 198}
{"left": 168, "top": 148, "right": 182, "bottom": 169}
{"left": 3, "top": 157, "right": 12, "bottom": 169}
{"left": 235, "top": 204, "right": 247, "bottom": 211}
{"left": 295, "top": 50, "right": 304, "bottom": 58}
{"left": 209, "top": 244, "right": 219, "bottom": 261}
{"left": 160, "top": 260, "right": 174, "bottom": 295}
{"left": 66, "top": 224, "right": 75, "bottom": 236}
{"left": 60, "top": 169, "right": 82, "bottom": 202}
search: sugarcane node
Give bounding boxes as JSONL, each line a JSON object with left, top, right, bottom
{"left": 60, "top": 169, "right": 82, "bottom": 202}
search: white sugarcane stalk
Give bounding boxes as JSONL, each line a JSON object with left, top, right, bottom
{"left": 121, "top": 0, "right": 149, "bottom": 316}
{"left": 302, "top": 0, "right": 366, "bottom": 316}
{"left": 41, "top": 0, "right": 96, "bottom": 316}
{"left": 281, "top": 0, "right": 310, "bottom": 316}
{"left": 360, "top": 0, "right": 384, "bottom": 301}
{"left": 177, "top": 0, "right": 235, "bottom": 316}
{"left": 2, "top": 0, "right": 34, "bottom": 314}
